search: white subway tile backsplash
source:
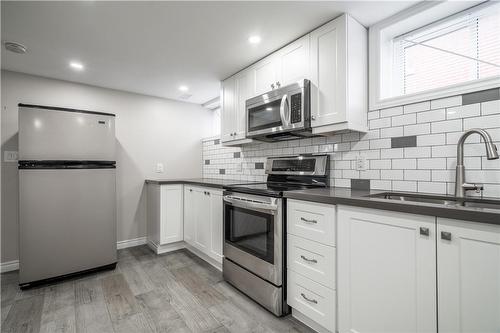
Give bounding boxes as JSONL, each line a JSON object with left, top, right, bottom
{"left": 404, "top": 123, "right": 430, "bottom": 136}
{"left": 393, "top": 180, "right": 417, "bottom": 191}
{"left": 418, "top": 158, "right": 447, "bottom": 170}
{"left": 430, "top": 95, "right": 462, "bottom": 109}
{"left": 417, "top": 109, "right": 445, "bottom": 123}
{"left": 481, "top": 100, "right": 500, "bottom": 115}
{"left": 392, "top": 113, "right": 416, "bottom": 126}
{"left": 431, "top": 119, "right": 462, "bottom": 133}
{"left": 380, "top": 106, "right": 403, "bottom": 118}
{"left": 417, "top": 134, "right": 446, "bottom": 146}
{"left": 369, "top": 117, "right": 391, "bottom": 129}
{"left": 380, "top": 126, "right": 404, "bottom": 138}
{"left": 464, "top": 114, "right": 500, "bottom": 130}
{"left": 404, "top": 101, "right": 430, "bottom": 113}
{"left": 203, "top": 96, "right": 500, "bottom": 198}
{"left": 446, "top": 104, "right": 480, "bottom": 119}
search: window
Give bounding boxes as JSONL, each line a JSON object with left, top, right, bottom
{"left": 370, "top": 1, "right": 500, "bottom": 109}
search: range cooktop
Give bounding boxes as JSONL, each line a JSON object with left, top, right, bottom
{"left": 225, "top": 182, "right": 324, "bottom": 197}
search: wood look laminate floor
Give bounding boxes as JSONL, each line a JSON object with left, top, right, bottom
{"left": 1, "top": 246, "right": 315, "bottom": 333}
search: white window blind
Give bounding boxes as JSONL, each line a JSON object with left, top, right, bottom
{"left": 392, "top": 2, "right": 500, "bottom": 96}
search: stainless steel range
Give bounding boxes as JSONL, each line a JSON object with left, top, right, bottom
{"left": 222, "top": 155, "right": 329, "bottom": 316}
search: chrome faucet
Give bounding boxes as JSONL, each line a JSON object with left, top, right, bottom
{"left": 455, "top": 128, "right": 499, "bottom": 197}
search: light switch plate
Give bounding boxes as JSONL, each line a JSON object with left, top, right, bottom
{"left": 156, "top": 163, "right": 164, "bottom": 173}
{"left": 4, "top": 151, "right": 18, "bottom": 162}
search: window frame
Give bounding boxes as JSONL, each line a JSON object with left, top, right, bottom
{"left": 369, "top": 1, "right": 500, "bottom": 110}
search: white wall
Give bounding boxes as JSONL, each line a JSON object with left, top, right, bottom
{"left": 1, "top": 70, "right": 217, "bottom": 263}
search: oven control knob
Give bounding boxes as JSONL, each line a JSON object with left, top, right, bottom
{"left": 311, "top": 115, "right": 316, "bottom": 121}
{"left": 271, "top": 83, "right": 275, "bottom": 90}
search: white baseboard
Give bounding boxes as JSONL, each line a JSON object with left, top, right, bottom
{"left": 0, "top": 260, "right": 19, "bottom": 273}
{"left": 147, "top": 240, "right": 186, "bottom": 254}
{"left": 116, "top": 236, "right": 147, "bottom": 250}
{"left": 184, "top": 243, "right": 222, "bottom": 271}
{"left": 1, "top": 237, "right": 148, "bottom": 273}
{"left": 292, "top": 309, "right": 332, "bottom": 333}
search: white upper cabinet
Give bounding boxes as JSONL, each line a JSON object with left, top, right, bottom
{"left": 437, "top": 218, "right": 500, "bottom": 333}
{"left": 220, "top": 13, "right": 368, "bottom": 145}
{"left": 276, "top": 35, "right": 310, "bottom": 87}
{"left": 337, "top": 205, "right": 437, "bottom": 333}
{"left": 221, "top": 77, "right": 237, "bottom": 143}
{"left": 253, "top": 55, "right": 280, "bottom": 95}
{"left": 310, "top": 14, "right": 367, "bottom": 134}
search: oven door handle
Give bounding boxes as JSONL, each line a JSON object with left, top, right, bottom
{"left": 223, "top": 196, "right": 278, "bottom": 213}
{"left": 279, "top": 94, "right": 290, "bottom": 127}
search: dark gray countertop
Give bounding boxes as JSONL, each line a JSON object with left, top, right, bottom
{"left": 284, "top": 187, "right": 500, "bottom": 225}
{"left": 145, "top": 178, "right": 260, "bottom": 189}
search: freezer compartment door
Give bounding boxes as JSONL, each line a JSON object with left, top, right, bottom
{"left": 19, "top": 106, "right": 115, "bottom": 161}
{"left": 19, "top": 168, "right": 117, "bottom": 284}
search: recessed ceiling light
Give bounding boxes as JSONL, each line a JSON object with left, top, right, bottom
{"left": 248, "top": 35, "right": 261, "bottom": 44}
{"left": 179, "top": 85, "right": 189, "bottom": 92}
{"left": 69, "top": 61, "right": 84, "bottom": 71}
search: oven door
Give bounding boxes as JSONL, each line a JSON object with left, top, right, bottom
{"left": 223, "top": 192, "right": 283, "bottom": 286}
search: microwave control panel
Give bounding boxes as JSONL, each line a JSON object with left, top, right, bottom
{"left": 290, "top": 93, "right": 302, "bottom": 123}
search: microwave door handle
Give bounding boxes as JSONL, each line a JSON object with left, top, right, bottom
{"left": 280, "top": 94, "right": 289, "bottom": 127}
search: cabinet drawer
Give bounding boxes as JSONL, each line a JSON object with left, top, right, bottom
{"left": 287, "top": 270, "right": 336, "bottom": 332}
{"left": 287, "top": 199, "right": 336, "bottom": 246}
{"left": 287, "top": 234, "right": 335, "bottom": 289}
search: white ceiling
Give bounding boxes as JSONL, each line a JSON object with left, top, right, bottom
{"left": 1, "top": 1, "right": 418, "bottom": 104}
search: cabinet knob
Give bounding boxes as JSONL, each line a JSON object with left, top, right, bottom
{"left": 441, "top": 231, "right": 452, "bottom": 241}
{"left": 419, "top": 227, "right": 429, "bottom": 236}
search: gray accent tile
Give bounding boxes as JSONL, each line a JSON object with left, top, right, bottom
{"left": 255, "top": 162, "right": 264, "bottom": 169}
{"left": 391, "top": 135, "right": 417, "bottom": 148}
{"left": 214, "top": 139, "right": 220, "bottom": 145}
{"left": 462, "top": 88, "right": 500, "bottom": 105}
{"left": 219, "top": 169, "right": 225, "bottom": 174}
{"left": 204, "top": 160, "right": 210, "bottom": 165}
{"left": 351, "top": 179, "right": 370, "bottom": 190}
{"left": 233, "top": 152, "right": 241, "bottom": 158}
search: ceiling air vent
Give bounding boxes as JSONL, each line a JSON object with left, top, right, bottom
{"left": 3, "top": 41, "right": 27, "bottom": 54}
{"left": 179, "top": 94, "right": 192, "bottom": 100}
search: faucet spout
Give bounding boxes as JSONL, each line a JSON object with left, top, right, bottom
{"left": 455, "top": 128, "right": 498, "bottom": 198}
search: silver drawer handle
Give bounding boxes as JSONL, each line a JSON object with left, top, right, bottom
{"left": 300, "top": 255, "right": 317, "bottom": 264}
{"left": 300, "top": 217, "right": 317, "bottom": 224}
{"left": 301, "top": 293, "right": 318, "bottom": 304}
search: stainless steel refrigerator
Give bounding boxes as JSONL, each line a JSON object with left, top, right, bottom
{"left": 18, "top": 104, "right": 117, "bottom": 288}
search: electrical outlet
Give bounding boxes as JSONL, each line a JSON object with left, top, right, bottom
{"left": 4, "top": 151, "right": 18, "bottom": 162}
{"left": 156, "top": 163, "right": 164, "bottom": 173}
{"left": 355, "top": 155, "right": 367, "bottom": 171}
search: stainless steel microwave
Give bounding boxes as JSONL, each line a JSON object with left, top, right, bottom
{"left": 246, "top": 79, "right": 313, "bottom": 142}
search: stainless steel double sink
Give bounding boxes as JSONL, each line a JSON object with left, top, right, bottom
{"left": 367, "top": 192, "right": 500, "bottom": 211}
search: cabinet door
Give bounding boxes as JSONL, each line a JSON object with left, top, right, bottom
{"left": 309, "top": 16, "right": 347, "bottom": 128}
{"left": 194, "top": 189, "right": 211, "bottom": 252}
{"left": 253, "top": 56, "right": 279, "bottom": 95}
{"left": 277, "top": 35, "right": 310, "bottom": 87}
{"left": 437, "top": 218, "right": 500, "bottom": 333}
{"left": 183, "top": 187, "right": 195, "bottom": 245}
{"left": 234, "top": 70, "right": 255, "bottom": 140}
{"left": 337, "top": 205, "right": 437, "bottom": 333}
{"left": 221, "top": 77, "right": 237, "bottom": 143}
{"left": 160, "top": 185, "right": 183, "bottom": 244}
{"left": 209, "top": 190, "right": 223, "bottom": 263}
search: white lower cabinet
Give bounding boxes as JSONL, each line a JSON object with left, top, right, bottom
{"left": 183, "top": 185, "right": 223, "bottom": 265}
{"left": 148, "top": 183, "right": 223, "bottom": 266}
{"left": 146, "top": 184, "right": 184, "bottom": 253}
{"left": 437, "top": 218, "right": 500, "bottom": 333}
{"left": 337, "top": 205, "right": 437, "bottom": 333}
{"left": 287, "top": 199, "right": 336, "bottom": 333}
